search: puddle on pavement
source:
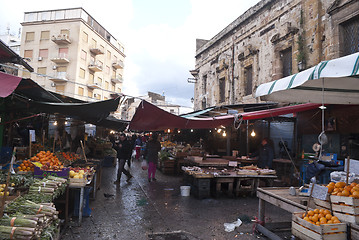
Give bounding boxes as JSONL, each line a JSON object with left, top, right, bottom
{"left": 148, "top": 231, "right": 198, "bottom": 240}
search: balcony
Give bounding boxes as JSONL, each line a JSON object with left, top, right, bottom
{"left": 111, "top": 75, "right": 123, "bottom": 83}
{"left": 89, "top": 46, "right": 104, "bottom": 55}
{"left": 51, "top": 34, "right": 71, "bottom": 45}
{"left": 51, "top": 53, "right": 69, "bottom": 64}
{"left": 49, "top": 72, "right": 68, "bottom": 82}
{"left": 87, "top": 81, "right": 101, "bottom": 89}
{"left": 112, "top": 60, "right": 124, "bottom": 69}
{"left": 88, "top": 61, "right": 103, "bottom": 72}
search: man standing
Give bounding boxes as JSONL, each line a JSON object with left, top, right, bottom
{"left": 252, "top": 138, "right": 274, "bottom": 169}
{"left": 113, "top": 133, "right": 133, "bottom": 184}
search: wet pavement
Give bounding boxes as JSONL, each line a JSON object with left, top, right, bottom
{"left": 61, "top": 160, "right": 293, "bottom": 239}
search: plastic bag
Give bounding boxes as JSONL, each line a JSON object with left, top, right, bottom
{"left": 141, "top": 160, "right": 148, "bottom": 170}
{"left": 224, "top": 218, "right": 242, "bottom": 232}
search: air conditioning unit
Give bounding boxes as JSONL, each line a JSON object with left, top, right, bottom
{"left": 38, "top": 57, "right": 43, "bottom": 61}
{"left": 51, "top": 82, "right": 56, "bottom": 87}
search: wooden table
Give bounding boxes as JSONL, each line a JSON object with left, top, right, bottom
{"left": 185, "top": 157, "right": 233, "bottom": 167}
{"left": 256, "top": 187, "right": 314, "bottom": 239}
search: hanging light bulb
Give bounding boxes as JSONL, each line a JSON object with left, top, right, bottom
{"left": 65, "top": 121, "right": 68, "bottom": 125}
{"left": 222, "top": 131, "right": 227, "bottom": 137}
{"left": 190, "top": 129, "right": 194, "bottom": 132}
{"left": 209, "top": 130, "right": 212, "bottom": 133}
{"left": 251, "top": 129, "right": 256, "bottom": 137}
{"left": 217, "top": 129, "right": 222, "bottom": 133}
{"left": 167, "top": 129, "right": 171, "bottom": 133}
{"left": 178, "top": 130, "right": 181, "bottom": 133}
{"left": 53, "top": 121, "right": 57, "bottom": 126}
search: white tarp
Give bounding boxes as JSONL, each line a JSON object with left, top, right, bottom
{"left": 255, "top": 52, "right": 359, "bottom": 104}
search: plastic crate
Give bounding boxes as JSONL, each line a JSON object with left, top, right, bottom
{"left": 73, "top": 186, "right": 92, "bottom": 217}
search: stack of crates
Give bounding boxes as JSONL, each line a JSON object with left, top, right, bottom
{"left": 191, "top": 178, "right": 211, "bottom": 199}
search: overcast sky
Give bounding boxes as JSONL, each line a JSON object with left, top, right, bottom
{"left": 0, "top": 0, "right": 261, "bottom": 108}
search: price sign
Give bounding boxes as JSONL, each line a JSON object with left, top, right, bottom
{"left": 228, "top": 161, "right": 237, "bottom": 167}
{"left": 344, "top": 159, "right": 359, "bottom": 175}
{"left": 29, "top": 130, "right": 36, "bottom": 142}
{"left": 309, "top": 183, "right": 328, "bottom": 200}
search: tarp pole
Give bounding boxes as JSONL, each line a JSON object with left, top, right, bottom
{"left": 246, "top": 120, "right": 249, "bottom": 155}
{"left": 226, "top": 128, "right": 231, "bottom": 156}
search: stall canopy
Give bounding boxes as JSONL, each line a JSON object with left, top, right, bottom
{"left": 0, "top": 39, "right": 33, "bottom": 72}
{"left": 0, "top": 73, "right": 128, "bottom": 130}
{"left": 129, "top": 100, "right": 235, "bottom": 131}
{"left": 239, "top": 103, "right": 321, "bottom": 120}
{"left": 255, "top": 51, "right": 359, "bottom": 104}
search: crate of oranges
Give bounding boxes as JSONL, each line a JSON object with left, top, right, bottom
{"left": 292, "top": 209, "right": 346, "bottom": 240}
{"left": 17, "top": 160, "right": 35, "bottom": 173}
{"left": 327, "top": 181, "right": 359, "bottom": 223}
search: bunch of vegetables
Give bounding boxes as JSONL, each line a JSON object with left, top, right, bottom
{"left": 56, "top": 152, "right": 80, "bottom": 165}
{"left": 0, "top": 172, "right": 34, "bottom": 189}
{"left": 29, "top": 176, "right": 67, "bottom": 199}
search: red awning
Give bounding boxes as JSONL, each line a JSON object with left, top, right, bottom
{"left": 129, "top": 100, "right": 234, "bottom": 131}
{"left": 239, "top": 103, "right": 321, "bottom": 120}
{"left": 0, "top": 71, "right": 22, "bottom": 98}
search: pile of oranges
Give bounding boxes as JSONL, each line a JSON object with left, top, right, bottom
{"left": 302, "top": 208, "right": 341, "bottom": 225}
{"left": 326, "top": 181, "right": 359, "bottom": 198}
{"left": 18, "top": 160, "right": 35, "bottom": 172}
{"left": 29, "top": 150, "right": 64, "bottom": 170}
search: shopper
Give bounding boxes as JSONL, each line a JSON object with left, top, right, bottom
{"left": 113, "top": 133, "right": 133, "bottom": 184}
{"left": 144, "top": 133, "right": 161, "bottom": 182}
{"left": 252, "top": 138, "right": 274, "bottom": 169}
{"left": 134, "top": 135, "right": 142, "bottom": 160}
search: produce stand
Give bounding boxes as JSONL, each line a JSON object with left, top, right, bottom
{"left": 182, "top": 167, "right": 277, "bottom": 198}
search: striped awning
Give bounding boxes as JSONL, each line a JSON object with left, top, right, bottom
{"left": 255, "top": 52, "right": 359, "bottom": 104}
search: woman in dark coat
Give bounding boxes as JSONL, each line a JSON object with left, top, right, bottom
{"left": 144, "top": 133, "right": 161, "bottom": 182}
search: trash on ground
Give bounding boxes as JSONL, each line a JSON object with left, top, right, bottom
{"left": 224, "top": 218, "right": 242, "bottom": 232}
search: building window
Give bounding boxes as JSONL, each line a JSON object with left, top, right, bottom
{"left": 91, "top": 39, "right": 97, "bottom": 48}
{"left": 59, "top": 47, "right": 68, "bottom": 58}
{"left": 96, "top": 94, "right": 101, "bottom": 100}
{"left": 100, "top": 45, "right": 104, "bottom": 52}
{"left": 105, "top": 81, "right": 109, "bottom": 90}
{"left": 56, "top": 85, "right": 65, "bottom": 93}
{"left": 170, "top": 109, "right": 175, "bottom": 114}
{"left": 219, "top": 78, "right": 225, "bottom": 103}
{"left": 81, "top": 50, "right": 87, "bottom": 61}
{"left": 112, "top": 83, "right": 115, "bottom": 91}
{"left": 107, "top": 50, "right": 111, "bottom": 61}
{"left": 39, "top": 49, "right": 48, "bottom": 58}
{"left": 202, "top": 75, "right": 207, "bottom": 94}
{"left": 117, "top": 87, "right": 121, "bottom": 93}
{"left": 112, "top": 70, "right": 116, "bottom": 79}
{"left": 88, "top": 89, "right": 93, "bottom": 98}
{"left": 79, "top": 68, "right": 85, "bottom": 78}
{"left": 114, "top": 55, "right": 118, "bottom": 63}
{"left": 60, "top": 29, "right": 69, "bottom": 36}
{"left": 98, "top": 60, "right": 103, "bottom": 68}
{"left": 25, "top": 32, "right": 35, "bottom": 41}
{"left": 89, "top": 73, "right": 94, "bottom": 84}
{"left": 40, "top": 31, "right": 50, "bottom": 40}
{"left": 24, "top": 50, "right": 33, "bottom": 59}
{"left": 281, "top": 48, "right": 292, "bottom": 77}
{"left": 341, "top": 16, "right": 359, "bottom": 56}
{"left": 82, "top": 32, "right": 88, "bottom": 42}
{"left": 78, "top": 87, "right": 84, "bottom": 96}
{"left": 104, "top": 97, "right": 108, "bottom": 100}
{"left": 97, "top": 77, "right": 102, "bottom": 85}
{"left": 244, "top": 66, "right": 253, "bottom": 96}
{"left": 37, "top": 67, "right": 46, "bottom": 75}
{"left": 105, "top": 66, "right": 110, "bottom": 75}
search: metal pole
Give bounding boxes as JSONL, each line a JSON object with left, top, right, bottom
{"left": 226, "top": 128, "right": 231, "bottom": 156}
{"left": 246, "top": 120, "right": 249, "bottom": 155}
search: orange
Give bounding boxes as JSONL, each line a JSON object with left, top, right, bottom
{"left": 335, "top": 182, "right": 346, "bottom": 188}
{"left": 323, "top": 210, "right": 331, "bottom": 216}
{"left": 325, "top": 214, "right": 332, "bottom": 220}
{"left": 327, "top": 220, "right": 333, "bottom": 224}
{"left": 333, "top": 219, "right": 341, "bottom": 223}
{"left": 320, "top": 217, "right": 327, "bottom": 224}
{"left": 314, "top": 209, "right": 319, "bottom": 214}
{"left": 312, "top": 215, "right": 318, "bottom": 222}
{"left": 308, "top": 210, "right": 314, "bottom": 216}
{"left": 327, "top": 185, "right": 334, "bottom": 193}
{"left": 342, "top": 189, "right": 350, "bottom": 197}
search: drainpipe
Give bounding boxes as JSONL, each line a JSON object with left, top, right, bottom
{"left": 317, "top": 0, "right": 323, "bottom": 62}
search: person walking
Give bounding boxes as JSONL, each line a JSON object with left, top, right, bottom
{"left": 113, "top": 133, "right": 133, "bottom": 184}
{"left": 134, "top": 135, "right": 142, "bottom": 160}
{"left": 144, "top": 133, "right": 161, "bottom": 182}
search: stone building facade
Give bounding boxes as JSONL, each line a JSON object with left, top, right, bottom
{"left": 191, "top": 0, "right": 359, "bottom": 110}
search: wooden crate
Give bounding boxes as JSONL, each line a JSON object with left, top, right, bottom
{"left": 313, "top": 197, "right": 331, "bottom": 211}
{"left": 330, "top": 195, "right": 359, "bottom": 223}
{"left": 292, "top": 212, "right": 347, "bottom": 240}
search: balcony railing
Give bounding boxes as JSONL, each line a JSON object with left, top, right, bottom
{"left": 51, "top": 34, "right": 71, "bottom": 45}
{"left": 112, "top": 60, "right": 124, "bottom": 69}
{"left": 111, "top": 75, "right": 123, "bottom": 83}
{"left": 90, "top": 46, "right": 104, "bottom": 55}
{"left": 51, "top": 53, "right": 69, "bottom": 64}
{"left": 88, "top": 61, "right": 103, "bottom": 72}
{"left": 49, "top": 72, "right": 68, "bottom": 82}
{"left": 87, "top": 81, "right": 101, "bottom": 89}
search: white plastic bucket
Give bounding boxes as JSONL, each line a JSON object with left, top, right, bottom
{"left": 180, "top": 186, "right": 191, "bottom": 197}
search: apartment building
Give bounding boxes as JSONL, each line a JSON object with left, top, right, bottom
{"left": 20, "top": 8, "right": 125, "bottom": 102}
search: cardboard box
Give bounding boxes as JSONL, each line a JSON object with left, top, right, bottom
{"left": 34, "top": 167, "right": 69, "bottom": 179}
